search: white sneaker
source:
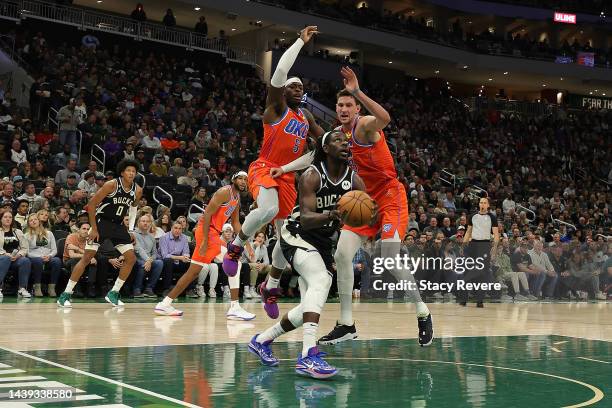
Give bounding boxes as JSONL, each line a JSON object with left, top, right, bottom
{"left": 18, "top": 288, "right": 32, "bottom": 298}
{"left": 226, "top": 303, "right": 255, "bottom": 321}
{"left": 208, "top": 288, "right": 217, "bottom": 298}
{"left": 0, "top": 289, "right": 3, "bottom": 298}
{"left": 514, "top": 294, "right": 528, "bottom": 301}
{"left": 432, "top": 292, "right": 444, "bottom": 300}
{"left": 527, "top": 294, "right": 538, "bottom": 301}
{"left": 500, "top": 294, "right": 513, "bottom": 302}
{"left": 443, "top": 292, "right": 455, "bottom": 301}
{"left": 154, "top": 302, "right": 184, "bottom": 316}
{"left": 595, "top": 292, "right": 606, "bottom": 300}
{"left": 250, "top": 287, "right": 261, "bottom": 299}
{"left": 196, "top": 284, "right": 205, "bottom": 298}
{"left": 244, "top": 286, "right": 252, "bottom": 299}
{"left": 223, "top": 286, "right": 231, "bottom": 300}
{"left": 387, "top": 290, "right": 394, "bottom": 299}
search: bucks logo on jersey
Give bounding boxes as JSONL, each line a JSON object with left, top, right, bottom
{"left": 96, "top": 178, "right": 136, "bottom": 223}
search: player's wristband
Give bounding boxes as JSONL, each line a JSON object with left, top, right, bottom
{"left": 350, "top": 87, "right": 360, "bottom": 96}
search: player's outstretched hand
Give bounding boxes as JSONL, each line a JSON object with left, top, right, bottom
{"left": 300, "top": 26, "right": 319, "bottom": 43}
{"left": 341, "top": 66, "right": 359, "bottom": 94}
{"left": 88, "top": 228, "right": 99, "bottom": 243}
{"left": 368, "top": 202, "right": 379, "bottom": 227}
{"left": 270, "top": 167, "right": 284, "bottom": 178}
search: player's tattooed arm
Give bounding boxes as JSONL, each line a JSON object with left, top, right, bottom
{"left": 302, "top": 108, "right": 325, "bottom": 139}
{"left": 298, "top": 168, "right": 341, "bottom": 230}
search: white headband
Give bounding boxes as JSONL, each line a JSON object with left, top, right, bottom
{"left": 284, "top": 77, "right": 303, "bottom": 87}
{"left": 231, "top": 171, "right": 248, "bottom": 180}
{"left": 222, "top": 223, "right": 233, "bottom": 232}
{"left": 321, "top": 131, "right": 332, "bottom": 146}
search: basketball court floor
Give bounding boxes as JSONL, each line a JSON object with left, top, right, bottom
{"left": 0, "top": 298, "right": 609, "bottom": 407}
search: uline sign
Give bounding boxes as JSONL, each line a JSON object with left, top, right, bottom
{"left": 554, "top": 12, "right": 576, "bottom": 24}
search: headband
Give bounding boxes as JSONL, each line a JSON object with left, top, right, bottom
{"left": 231, "top": 171, "right": 248, "bottom": 181}
{"left": 284, "top": 77, "right": 303, "bottom": 87}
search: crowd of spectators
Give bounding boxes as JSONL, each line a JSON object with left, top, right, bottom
{"left": 265, "top": 0, "right": 612, "bottom": 67}
{"left": 0, "top": 24, "right": 609, "bottom": 301}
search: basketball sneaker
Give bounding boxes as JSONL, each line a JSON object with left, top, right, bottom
{"left": 317, "top": 322, "right": 357, "bottom": 345}
{"left": 196, "top": 284, "right": 205, "bottom": 298}
{"left": 154, "top": 302, "right": 184, "bottom": 316}
{"left": 222, "top": 243, "right": 243, "bottom": 277}
{"left": 417, "top": 314, "right": 434, "bottom": 347}
{"left": 105, "top": 290, "right": 124, "bottom": 307}
{"left": 295, "top": 347, "right": 338, "bottom": 379}
{"left": 227, "top": 302, "right": 255, "bottom": 321}
{"left": 248, "top": 334, "right": 279, "bottom": 366}
{"left": 57, "top": 292, "right": 72, "bottom": 308}
{"left": 258, "top": 281, "right": 281, "bottom": 319}
{"left": 208, "top": 288, "right": 217, "bottom": 298}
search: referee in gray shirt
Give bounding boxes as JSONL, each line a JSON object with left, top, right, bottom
{"left": 459, "top": 196, "right": 500, "bottom": 307}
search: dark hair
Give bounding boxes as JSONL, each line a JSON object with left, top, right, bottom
{"left": 77, "top": 221, "right": 90, "bottom": 228}
{"left": 17, "top": 199, "right": 29, "bottom": 207}
{"left": 116, "top": 159, "right": 140, "bottom": 175}
{"left": 336, "top": 89, "right": 360, "bottom": 105}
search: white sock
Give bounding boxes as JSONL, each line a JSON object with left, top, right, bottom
{"left": 244, "top": 286, "right": 250, "bottom": 293}
{"left": 338, "top": 294, "right": 353, "bottom": 326}
{"left": 416, "top": 301, "right": 430, "bottom": 318}
{"left": 230, "top": 300, "right": 238, "bottom": 307}
{"left": 65, "top": 280, "right": 77, "bottom": 294}
{"left": 111, "top": 278, "right": 125, "bottom": 292}
{"left": 232, "top": 235, "right": 246, "bottom": 247}
{"left": 162, "top": 296, "right": 173, "bottom": 306}
{"left": 266, "top": 277, "right": 280, "bottom": 289}
{"left": 302, "top": 322, "right": 319, "bottom": 357}
{"left": 257, "top": 322, "right": 285, "bottom": 344}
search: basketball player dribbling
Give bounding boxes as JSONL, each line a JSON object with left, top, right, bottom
{"left": 223, "top": 26, "right": 324, "bottom": 319}
{"left": 248, "top": 130, "right": 367, "bottom": 379}
{"left": 154, "top": 172, "right": 254, "bottom": 320}
{"left": 318, "top": 67, "right": 434, "bottom": 346}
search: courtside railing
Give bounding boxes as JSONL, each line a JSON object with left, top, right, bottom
{"left": 0, "top": 0, "right": 255, "bottom": 65}
{"left": 91, "top": 144, "right": 105, "bottom": 173}
{"left": 153, "top": 186, "right": 174, "bottom": 214}
{"left": 187, "top": 203, "right": 205, "bottom": 224}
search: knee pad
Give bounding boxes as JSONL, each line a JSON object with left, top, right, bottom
{"left": 287, "top": 304, "right": 304, "bottom": 328}
{"left": 261, "top": 205, "right": 279, "bottom": 224}
{"left": 303, "top": 272, "right": 332, "bottom": 314}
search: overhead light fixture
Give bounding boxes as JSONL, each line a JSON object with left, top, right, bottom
{"left": 488, "top": 78, "right": 493, "bottom": 81}
{"left": 560, "top": 77, "right": 564, "bottom": 81}
{"left": 97, "top": 0, "right": 103, "bottom": 3}
{"left": 256, "top": 20, "right": 262, "bottom": 24}
{"left": 435, "top": 70, "right": 440, "bottom": 74}
{"left": 414, "top": 78, "right": 418, "bottom": 81}
{"left": 589, "top": 91, "right": 593, "bottom": 94}
{"left": 194, "top": 6, "right": 200, "bottom": 10}
{"left": 463, "top": 65, "right": 468, "bottom": 69}
{"left": 603, "top": 93, "right": 606, "bottom": 96}
{"left": 388, "top": 61, "right": 393, "bottom": 64}
{"left": 280, "top": 38, "right": 285, "bottom": 41}
{"left": 595, "top": 89, "right": 598, "bottom": 92}
{"left": 503, "top": 72, "right": 508, "bottom": 75}
{"left": 542, "top": 84, "right": 547, "bottom": 87}
{"left": 282, "top": 31, "right": 286, "bottom": 34}
{"left": 231, "top": 28, "right": 237, "bottom": 31}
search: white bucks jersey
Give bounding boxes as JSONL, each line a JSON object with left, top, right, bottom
{"left": 96, "top": 178, "right": 136, "bottom": 223}
{"left": 284, "top": 161, "right": 355, "bottom": 254}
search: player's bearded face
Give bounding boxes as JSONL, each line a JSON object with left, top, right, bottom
{"left": 285, "top": 83, "right": 303, "bottom": 108}
{"left": 336, "top": 96, "right": 359, "bottom": 125}
{"left": 233, "top": 176, "right": 247, "bottom": 192}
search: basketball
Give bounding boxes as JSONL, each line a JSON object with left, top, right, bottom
{"left": 337, "top": 190, "right": 376, "bottom": 227}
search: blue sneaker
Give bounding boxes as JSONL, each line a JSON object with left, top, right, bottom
{"left": 248, "top": 334, "right": 279, "bottom": 367}
{"left": 295, "top": 347, "right": 338, "bottom": 379}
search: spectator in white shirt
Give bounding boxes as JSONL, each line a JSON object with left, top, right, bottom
{"left": 241, "top": 231, "right": 270, "bottom": 299}
{"left": 77, "top": 172, "right": 98, "bottom": 197}
{"left": 11, "top": 140, "right": 27, "bottom": 166}
{"left": 142, "top": 131, "right": 161, "bottom": 150}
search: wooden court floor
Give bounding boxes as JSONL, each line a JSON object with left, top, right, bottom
{"left": 0, "top": 299, "right": 609, "bottom": 407}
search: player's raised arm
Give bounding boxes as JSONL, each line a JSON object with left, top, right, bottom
{"left": 340, "top": 66, "right": 390, "bottom": 142}
{"left": 264, "top": 26, "right": 318, "bottom": 124}
{"left": 197, "top": 187, "right": 231, "bottom": 256}
{"left": 298, "top": 168, "right": 341, "bottom": 230}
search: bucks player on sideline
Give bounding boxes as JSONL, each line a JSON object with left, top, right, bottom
{"left": 154, "top": 172, "right": 254, "bottom": 320}
{"left": 248, "top": 130, "right": 367, "bottom": 379}
{"left": 58, "top": 159, "right": 142, "bottom": 307}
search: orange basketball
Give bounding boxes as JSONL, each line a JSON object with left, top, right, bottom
{"left": 337, "top": 190, "right": 376, "bottom": 227}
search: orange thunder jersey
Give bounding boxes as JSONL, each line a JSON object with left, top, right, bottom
{"left": 258, "top": 107, "right": 309, "bottom": 166}
{"left": 344, "top": 116, "right": 398, "bottom": 199}
{"left": 197, "top": 186, "right": 240, "bottom": 234}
